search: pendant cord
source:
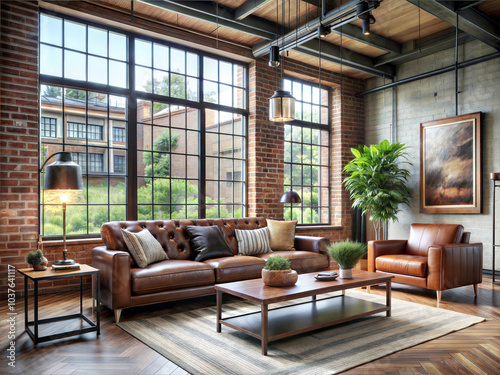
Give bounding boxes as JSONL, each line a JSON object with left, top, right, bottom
{"left": 455, "top": 10, "right": 459, "bottom": 116}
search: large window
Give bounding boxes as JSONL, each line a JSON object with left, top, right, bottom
{"left": 283, "top": 78, "right": 330, "bottom": 224}
{"left": 40, "top": 85, "right": 128, "bottom": 236}
{"left": 39, "top": 13, "right": 247, "bottom": 237}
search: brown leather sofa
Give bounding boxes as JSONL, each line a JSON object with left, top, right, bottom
{"left": 367, "top": 223, "right": 483, "bottom": 302}
{"left": 92, "top": 217, "right": 329, "bottom": 322}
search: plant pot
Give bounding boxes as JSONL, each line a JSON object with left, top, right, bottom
{"left": 262, "top": 268, "right": 298, "bottom": 287}
{"left": 32, "top": 257, "right": 48, "bottom": 271}
{"left": 339, "top": 268, "right": 353, "bottom": 279}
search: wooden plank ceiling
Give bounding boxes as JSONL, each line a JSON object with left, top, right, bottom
{"left": 89, "top": 0, "right": 500, "bottom": 80}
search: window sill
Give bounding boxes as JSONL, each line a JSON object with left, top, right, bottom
{"left": 296, "top": 225, "right": 343, "bottom": 231}
{"left": 42, "top": 237, "right": 103, "bottom": 247}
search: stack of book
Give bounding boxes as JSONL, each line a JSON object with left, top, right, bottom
{"left": 52, "top": 263, "right": 81, "bottom": 271}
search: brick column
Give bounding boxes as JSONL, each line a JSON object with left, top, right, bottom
{"left": 248, "top": 59, "right": 285, "bottom": 219}
{"left": 0, "top": 1, "right": 40, "bottom": 295}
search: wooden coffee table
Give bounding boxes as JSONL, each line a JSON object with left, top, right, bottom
{"left": 215, "top": 270, "right": 392, "bottom": 355}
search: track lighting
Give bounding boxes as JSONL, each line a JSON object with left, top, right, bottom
{"left": 268, "top": 45, "right": 280, "bottom": 67}
{"left": 357, "top": 1, "right": 369, "bottom": 19}
{"left": 362, "top": 14, "right": 376, "bottom": 36}
{"left": 318, "top": 24, "right": 331, "bottom": 39}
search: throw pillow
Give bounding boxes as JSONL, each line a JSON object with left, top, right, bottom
{"left": 267, "top": 219, "right": 298, "bottom": 251}
{"left": 235, "top": 227, "right": 272, "bottom": 256}
{"left": 185, "top": 225, "right": 234, "bottom": 262}
{"left": 121, "top": 228, "right": 168, "bottom": 268}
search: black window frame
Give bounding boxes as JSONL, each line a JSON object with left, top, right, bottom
{"left": 283, "top": 76, "right": 331, "bottom": 226}
{"left": 39, "top": 10, "right": 249, "bottom": 238}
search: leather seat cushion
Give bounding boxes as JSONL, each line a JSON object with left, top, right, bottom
{"left": 376, "top": 254, "right": 427, "bottom": 277}
{"left": 131, "top": 260, "right": 215, "bottom": 295}
{"left": 258, "top": 251, "right": 329, "bottom": 273}
{"left": 204, "top": 255, "right": 266, "bottom": 283}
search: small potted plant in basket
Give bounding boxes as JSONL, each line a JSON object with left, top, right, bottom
{"left": 262, "top": 255, "right": 298, "bottom": 287}
{"left": 327, "top": 240, "right": 366, "bottom": 279}
{"left": 26, "top": 249, "right": 48, "bottom": 271}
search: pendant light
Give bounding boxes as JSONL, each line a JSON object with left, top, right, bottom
{"left": 269, "top": 0, "right": 295, "bottom": 122}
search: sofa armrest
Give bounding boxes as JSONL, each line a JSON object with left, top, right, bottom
{"left": 92, "top": 246, "right": 132, "bottom": 310}
{"left": 294, "top": 235, "right": 330, "bottom": 267}
{"left": 367, "top": 240, "right": 407, "bottom": 272}
{"left": 427, "top": 243, "right": 483, "bottom": 291}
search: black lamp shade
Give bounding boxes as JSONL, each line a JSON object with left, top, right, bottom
{"left": 269, "top": 90, "right": 295, "bottom": 122}
{"left": 268, "top": 45, "right": 280, "bottom": 67}
{"left": 44, "top": 152, "right": 83, "bottom": 191}
{"left": 280, "top": 189, "right": 301, "bottom": 204}
{"left": 362, "top": 18, "right": 370, "bottom": 35}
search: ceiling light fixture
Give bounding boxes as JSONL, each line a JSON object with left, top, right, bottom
{"left": 362, "top": 13, "right": 376, "bottom": 35}
{"left": 269, "top": 0, "right": 295, "bottom": 122}
{"left": 268, "top": 45, "right": 280, "bottom": 67}
{"left": 318, "top": 24, "right": 331, "bottom": 38}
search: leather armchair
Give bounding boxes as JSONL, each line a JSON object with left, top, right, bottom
{"left": 368, "top": 223, "right": 482, "bottom": 302}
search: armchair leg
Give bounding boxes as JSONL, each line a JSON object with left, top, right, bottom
{"left": 473, "top": 284, "right": 478, "bottom": 296}
{"left": 114, "top": 309, "right": 122, "bottom": 323}
{"left": 436, "top": 291, "right": 442, "bottom": 304}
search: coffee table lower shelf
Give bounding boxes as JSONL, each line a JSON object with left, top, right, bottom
{"left": 219, "top": 295, "right": 388, "bottom": 355}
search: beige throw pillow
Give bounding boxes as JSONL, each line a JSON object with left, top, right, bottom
{"left": 267, "top": 219, "right": 297, "bottom": 251}
{"left": 121, "top": 228, "right": 168, "bottom": 268}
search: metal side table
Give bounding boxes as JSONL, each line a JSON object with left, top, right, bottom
{"left": 18, "top": 264, "right": 100, "bottom": 344}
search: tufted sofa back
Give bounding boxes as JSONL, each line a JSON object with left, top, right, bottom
{"left": 101, "top": 217, "right": 268, "bottom": 262}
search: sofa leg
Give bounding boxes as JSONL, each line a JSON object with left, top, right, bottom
{"left": 473, "top": 284, "right": 478, "bottom": 296}
{"left": 114, "top": 309, "right": 122, "bottom": 323}
{"left": 366, "top": 286, "right": 371, "bottom": 293}
{"left": 436, "top": 291, "right": 442, "bottom": 304}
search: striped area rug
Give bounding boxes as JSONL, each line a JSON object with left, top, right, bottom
{"left": 118, "top": 290, "right": 484, "bottom": 375}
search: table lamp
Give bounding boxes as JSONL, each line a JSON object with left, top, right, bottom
{"left": 40, "top": 151, "right": 83, "bottom": 265}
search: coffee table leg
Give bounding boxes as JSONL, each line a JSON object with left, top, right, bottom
{"left": 216, "top": 290, "right": 222, "bottom": 333}
{"left": 312, "top": 295, "right": 316, "bottom": 301}
{"left": 386, "top": 280, "right": 392, "bottom": 317}
{"left": 261, "top": 303, "right": 268, "bottom": 356}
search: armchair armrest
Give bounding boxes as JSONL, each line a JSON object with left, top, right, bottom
{"left": 294, "top": 235, "right": 330, "bottom": 267}
{"left": 92, "top": 246, "right": 132, "bottom": 310}
{"left": 427, "top": 243, "right": 483, "bottom": 291}
{"left": 367, "top": 240, "right": 407, "bottom": 272}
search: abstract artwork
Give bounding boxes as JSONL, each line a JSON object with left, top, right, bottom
{"left": 420, "top": 112, "right": 482, "bottom": 214}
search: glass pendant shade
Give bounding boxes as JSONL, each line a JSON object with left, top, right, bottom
{"left": 269, "top": 90, "right": 295, "bottom": 122}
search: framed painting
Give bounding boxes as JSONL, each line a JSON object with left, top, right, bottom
{"left": 420, "top": 112, "right": 482, "bottom": 214}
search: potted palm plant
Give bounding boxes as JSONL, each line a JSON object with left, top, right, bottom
{"left": 327, "top": 240, "right": 366, "bottom": 278}
{"left": 343, "top": 140, "right": 412, "bottom": 240}
{"left": 262, "top": 255, "right": 298, "bottom": 287}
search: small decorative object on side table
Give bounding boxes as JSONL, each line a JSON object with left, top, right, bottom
{"left": 17, "top": 264, "right": 100, "bottom": 344}
{"left": 262, "top": 255, "right": 298, "bottom": 287}
{"left": 327, "top": 240, "right": 367, "bottom": 279}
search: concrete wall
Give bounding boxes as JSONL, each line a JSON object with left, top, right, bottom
{"left": 364, "top": 40, "right": 500, "bottom": 271}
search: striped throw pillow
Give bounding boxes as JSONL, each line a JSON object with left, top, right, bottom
{"left": 121, "top": 228, "right": 168, "bottom": 268}
{"left": 235, "top": 227, "right": 272, "bottom": 256}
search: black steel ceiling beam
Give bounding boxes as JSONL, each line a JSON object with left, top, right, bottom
{"left": 331, "top": 24, "right": 402, "bottom": 54}
{"left": 406, "top": 0, "right": 500, "bottom": 51}
{"left": 234, "top": 0, "right": 273, "bottom": 21}
{"left": 375, "top": 27, "right": 475, "bottom": 66}
{"left": 141, "top": 0, "right": 396, "bottom": 78}
{"left": 139, "top": 0, "right": 278, "bottom": 39}
{"left": 297, "top": 40, "right": 395, "bottom": 78}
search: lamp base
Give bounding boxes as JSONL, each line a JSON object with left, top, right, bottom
{"left": 53, "top": 258, "right": 76, "bottom": 266}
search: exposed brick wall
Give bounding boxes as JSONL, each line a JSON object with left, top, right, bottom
{"left": 247, "top": 58, "right": 365, "bottom": 243}
{"left": 0, "top": 0, "right": 40, "bottom": 296}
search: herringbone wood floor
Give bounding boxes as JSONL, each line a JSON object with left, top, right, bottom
{"left": 2, "top": 278, "right": 499, "bottom": 374}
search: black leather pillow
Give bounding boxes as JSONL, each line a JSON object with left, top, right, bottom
{"left": 185, "top": 225, "right": 234, "bottom": 262}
